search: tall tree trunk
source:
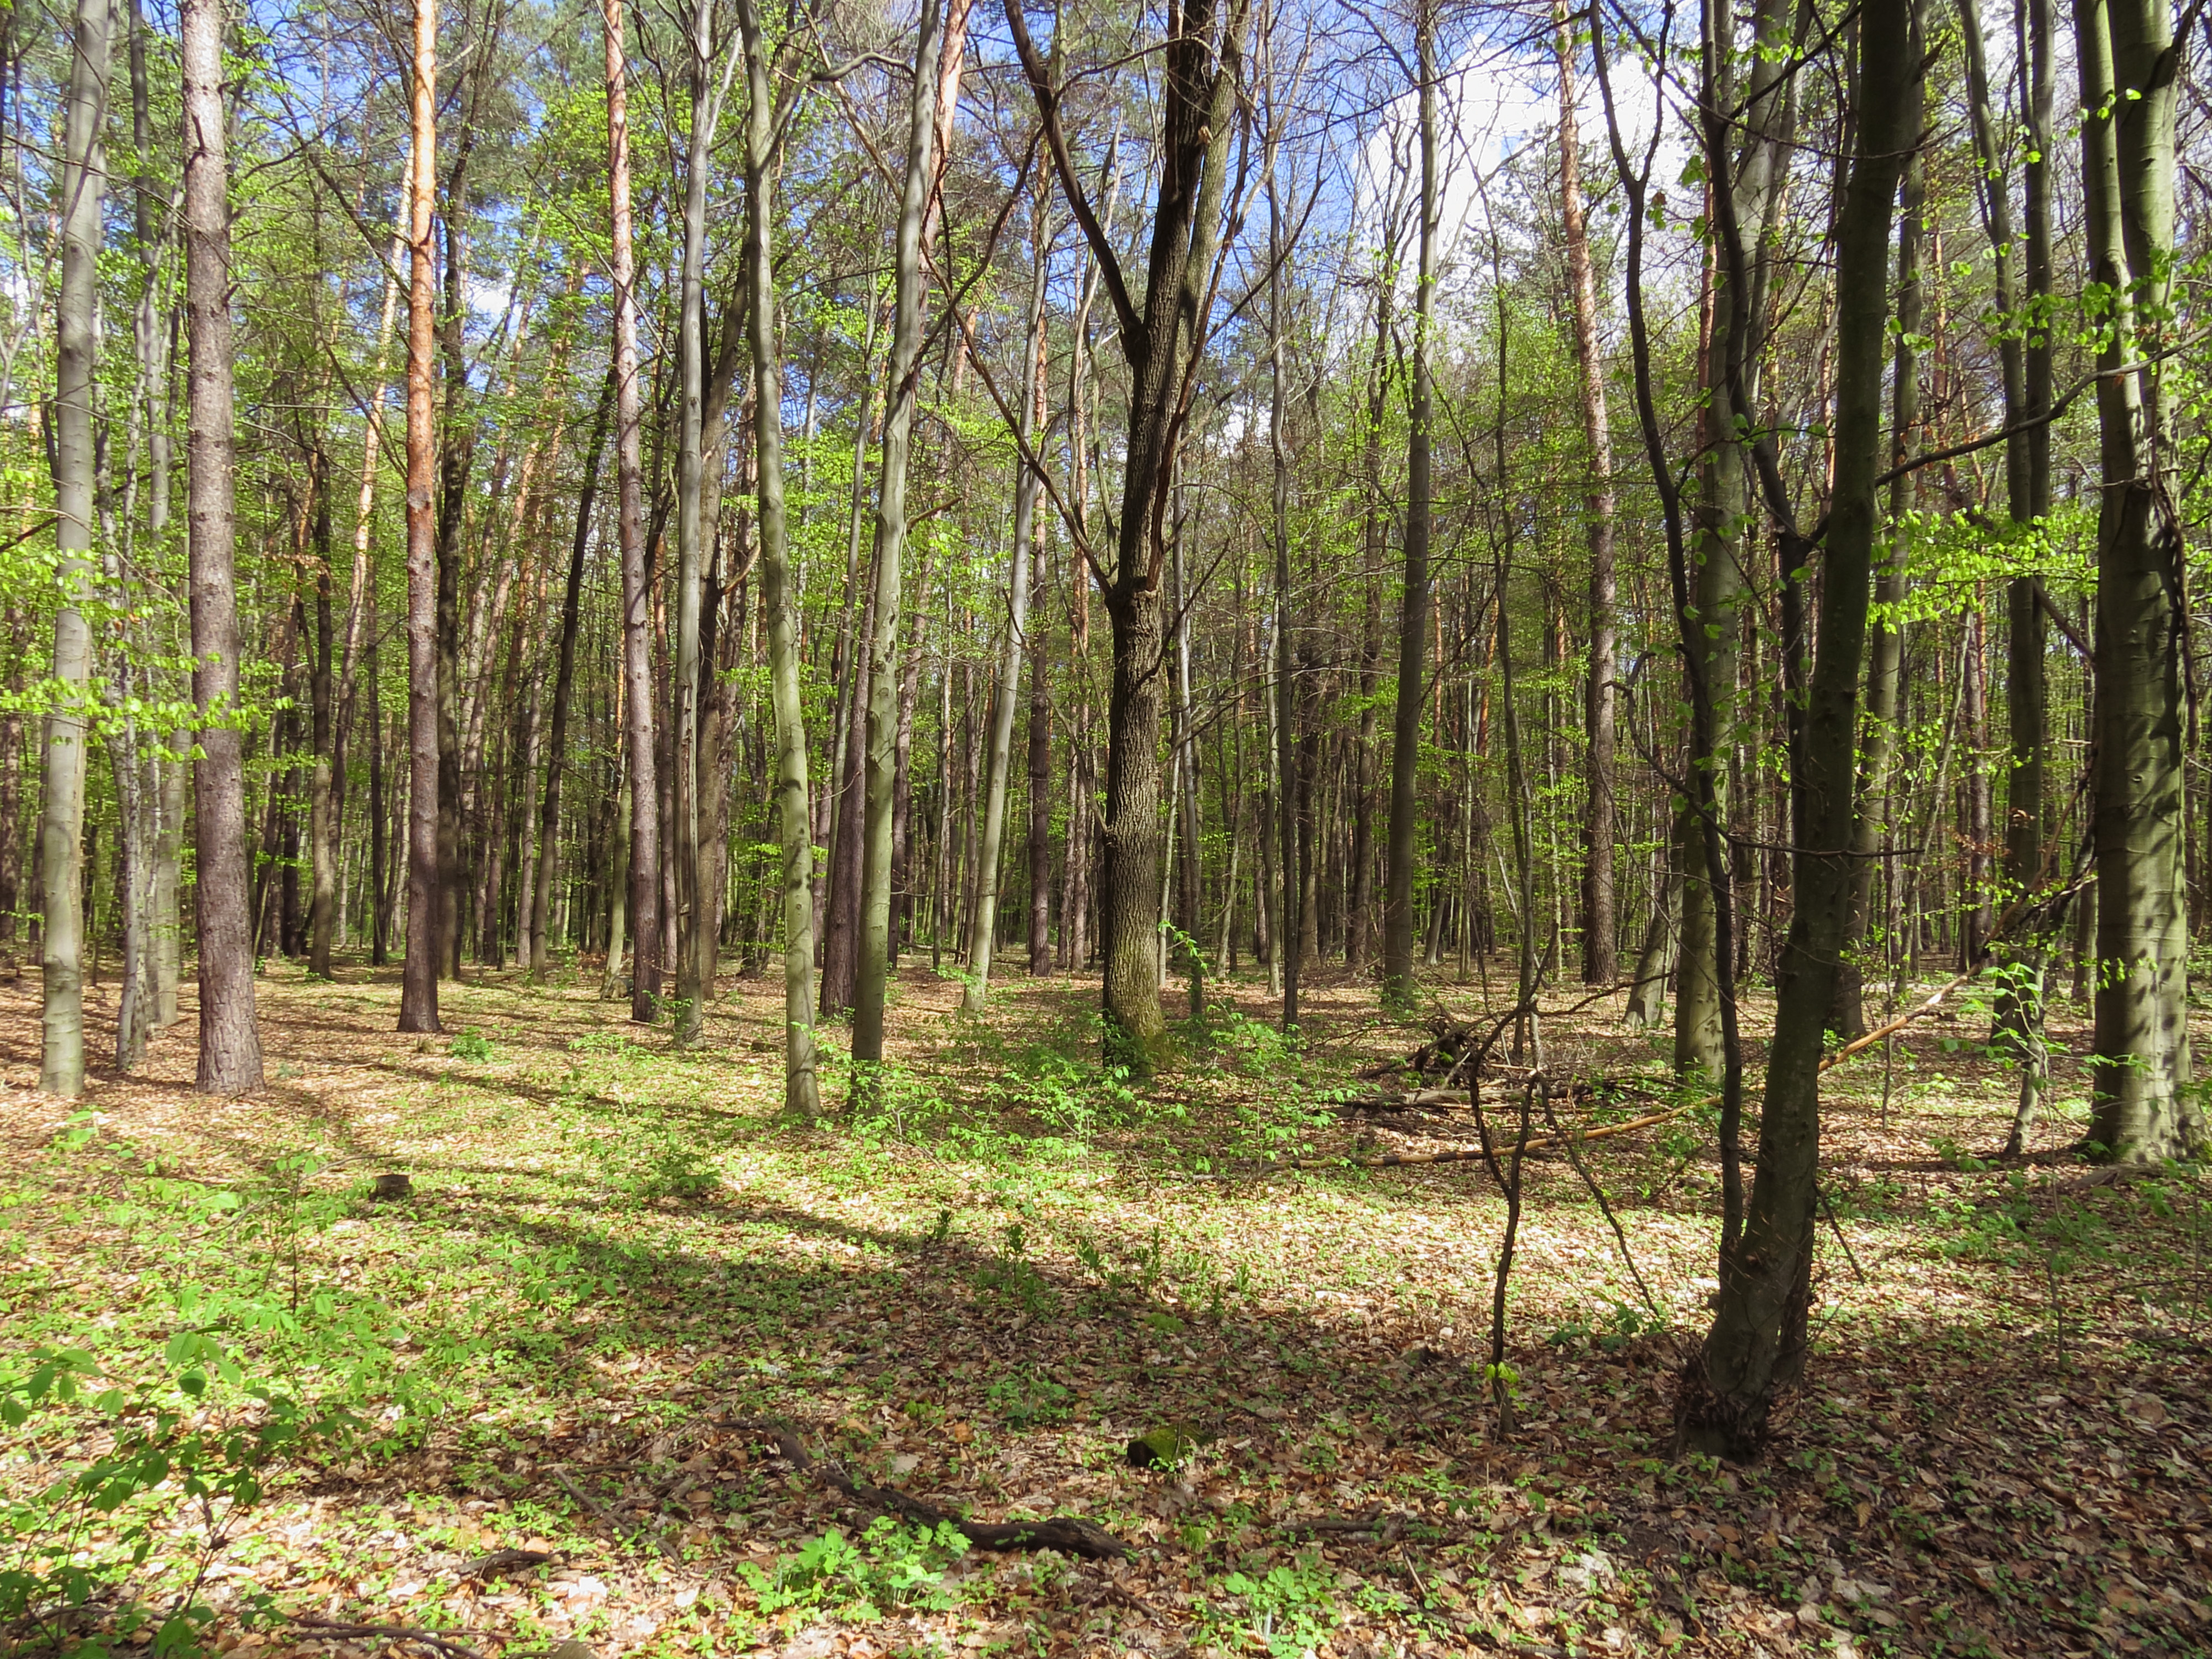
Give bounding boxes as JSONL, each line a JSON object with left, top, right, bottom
{"left": 308, "top": 447, "right": 338, "bottom": 979}
{"left": 536, "top": 370, "right": 616, "bottom": 976}
{"left": 672, "top": 0, "right": 736, "bottom": 1045}
{"left": 1267, "top": 96, "right": 1299, "bottom": 1030}
{"left": 1025, "top": 520, "right": 1052, "bottom": 973}
{"left": 1557, "top": 3, "right": 1618, "bottom": 988}
{"left": 604, "top": 0, "right": 660, "bottom": 1024}
{"left": 1381, "top": 0, "right": 1436, "bottom": 1010}
{"left": 962, "top": 173, "right": 1044, "bottom": 1018}
{"left": 1008, "top": 0, "right": 1246, "bottom": 1074}
{"left": 182, "top": 0, "right": 265, "bottom": 1084}
{"left": 1677, "top": 0, "right": 1918, "bottom": 1457}
{"left": 398, "top": 0, "right": 442, "bottom": 1033}
{"left": 1832, "top": 57, "right": 1924, "bottom": 1039}
{"left": 39, "top": 0, "right": 109, "bottom": 1096}
{"left": 738, "top": 0, "right": 820, "bottom": 1118}
{"left": 2079, "top": 0, "right": 2200, "bottom": 1162}
{"left": 128, "top": 0, "right": 181, "bottom": 1030}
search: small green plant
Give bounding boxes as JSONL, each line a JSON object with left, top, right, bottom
{"left": 448, "top": 1030, "right": 495, "bottom": 1062}
{"left": 1931, "top": 1134, "right": 1990, "bottom": 1173}
{"left": 736, "top": 1519, "right": 972, "bottom": 1618}
{"left": 1220, "top": 1552, "right": 1342, "bottom": 1659}
{"left": 2, "top": 1344, "right": 360, "bottom": 1655}
{"left": 987, "top": 1367, "right": 1072, "bottom": 1427}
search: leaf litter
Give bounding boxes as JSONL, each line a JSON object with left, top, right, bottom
{"left": 1, "top": 959, "right": 2207, "bottom": 1658}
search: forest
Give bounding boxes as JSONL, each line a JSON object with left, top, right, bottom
{"left": 1, "top": 0, "right": 2210, "bottom": 1652}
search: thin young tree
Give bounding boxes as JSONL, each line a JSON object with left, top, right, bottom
{"left": 182, "top": 0, "right": 263, "bottom": 1086}
{"left": 1556, "top": 1, "right": 1617, "bottom": 987}
{"left": 398, "top": 0, "right": 442, "bottom": 1034}
{"left": 857, "top": 0, "right": 950, "bottom": 1053}
{"left": 737, "top": 0, "right": 819, "bottom": 1118}
{"left": 1380, "top": 0, "right": 1436, "bottom": 1010}
{"left": 1677, "top": 0, "right": 1919, "bottom": 1455}
{"left": 673, "top": 0, "right": 739, "bottom": 1047}
{"left": 963, "top": 166, "right": 1046, "bottom": 1019}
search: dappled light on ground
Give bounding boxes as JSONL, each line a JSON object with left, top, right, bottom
{"left": 2, "top": 961, "right": 2206, "bottom": 1657}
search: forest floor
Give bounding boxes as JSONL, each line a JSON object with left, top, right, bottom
{"left": 2, "top": 948, "right": 2209, "bottom": 1659}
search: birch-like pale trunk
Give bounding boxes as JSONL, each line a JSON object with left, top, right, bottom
{"left": 673, "top": 0, "right": 739, "bottom": 1046}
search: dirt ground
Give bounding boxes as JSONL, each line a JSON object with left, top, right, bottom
{"left": 2, "top": 949, "right": 2207, "bottom": 1659}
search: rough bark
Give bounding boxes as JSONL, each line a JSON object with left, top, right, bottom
{"left": 182, "top": 0, "right": 265, "bottom": 1084}
{"left": 398, "top": 0, "right": 442, "bottom": 1034}
{"left": 1006, "top": 0, "right": 1246, "bottom": 1072}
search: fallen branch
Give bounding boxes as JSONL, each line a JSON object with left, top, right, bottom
{"left": 285, "top": 1615, "right": 484, "bottom": 1659}
{"left": 1254, "top": 966, "right": 1985, "bottom": 1177}
{"left": 733, "top": 1418, "right": 1131, "bottom": 1559}
{"left": 553, "top": 1469, "right": 682, "bottom": 1566}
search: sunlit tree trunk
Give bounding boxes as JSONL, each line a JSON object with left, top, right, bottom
{"left": 398, "top": 0, "right": 442, "bottom": 1033}
{"left": 855, "top": 0, "right": 951, "bottom": 1051}
{"left": 38, "top": 0, "right": 110, "bottom": 1097}
{"left": 673, "top": 0, "right": 736, "bottom": 1046}
{"left": 182, "top": 0, "right": 265, "bottom": 1083}
{"left": 2079, "top": 0, "right": 2201, "bottom": 1162}
{"left": 603, "top": 0, "right": 659, "bottom": 1023}
{"left": 1006, "top": 0, "right": 1246, "bottom": 1072}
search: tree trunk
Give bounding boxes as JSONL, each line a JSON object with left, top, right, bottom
{"left": 182, "top": 0, "right": 265, "bottom": 1084}
{"left": 603, "top": 0, "right": 660, "bottom": 1024}
{"left": 308, "top": 448, "right": 338, "bottom": 979}
{"left": 1678, "top": 0, "right": 1918, "bottom": 1457}
{"left": 2079, "top": 0, "right": 2201, "bottom": 1162}
{"left": 672, "top": 0, "right": 735, "bottom": 1046}
{"left": 738, "top": 0, "right": 820, "bottom": 1118}
{"left": 1008, "top": 0, "right": 1247, "bottom": 1074}
{"left": 1556, "top": 3, "right": 1618, "bottom": 988}
{"left": 963, "top": 175, "right": 1045, "bottom": 1017}
{"left": 398, "top": 0, "right": 442, "bottom": 1034}
{"left": 38, "top": 0, "right": 109, "bottom": 1097}
{"left": 535, "top": 370, "right": 615, "bottom": 977}
{"left": 1381, "top": 0, "right": 1437, "bottom": 1010}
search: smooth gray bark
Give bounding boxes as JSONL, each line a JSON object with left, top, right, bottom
{"left": 738, "top": 0, "right": 820, "bottom": 1118}
{"left": 858, "top": 0, "right": 949, "bottom": 1048}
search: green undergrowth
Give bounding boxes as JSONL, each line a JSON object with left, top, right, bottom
{"left": 6, "top": 964, "right": 2210, "bottom": 1658}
